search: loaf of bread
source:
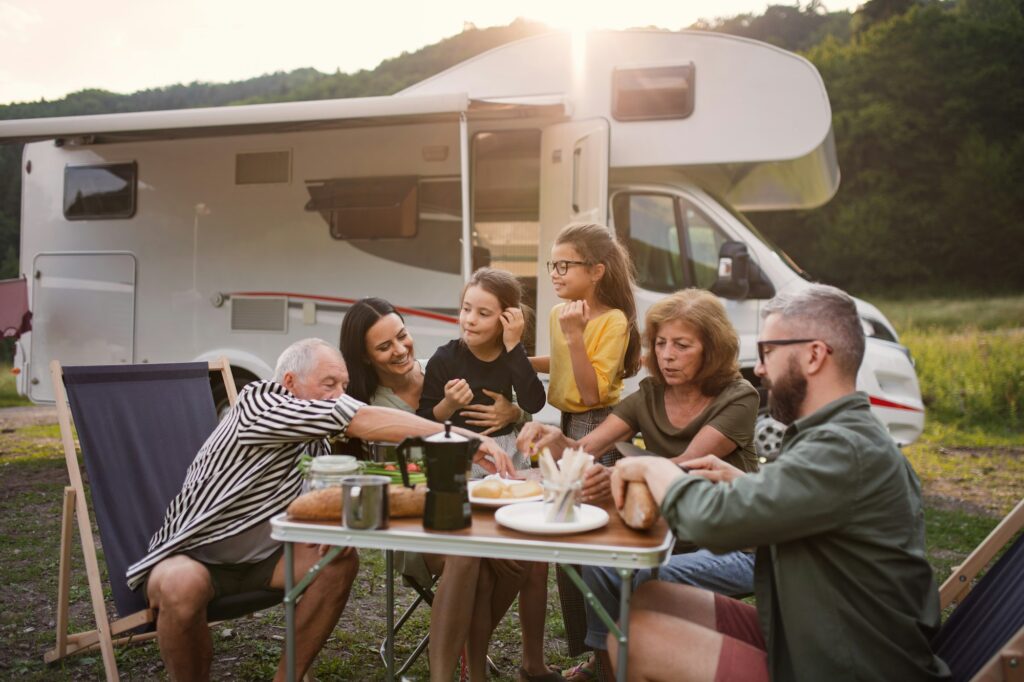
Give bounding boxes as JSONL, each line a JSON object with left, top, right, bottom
{"left": 288, "top": 487, "right": 343, "bottom": 521}
{"left": 618, "top": 481, "right": 659, "bottom": 530}
{"left": 389, "top": 484, "right": 427, "bottom": 518}
{"left": 287, "top": 484, "right": 427, "bottom": 521}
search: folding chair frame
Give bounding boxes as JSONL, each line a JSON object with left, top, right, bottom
{"left": 939, "top": 496, "right": 1024, "bottom": 681}
{"left": 44, "top": 358, "right": 238, "bottom": 682}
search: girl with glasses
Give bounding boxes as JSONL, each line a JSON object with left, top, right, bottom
{"left": 524, "top": 223, "right": 642, "bottom": 679}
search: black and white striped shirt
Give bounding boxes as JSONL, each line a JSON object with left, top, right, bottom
{"left": 126, "top": 380, "right": 363, "bottom": 591}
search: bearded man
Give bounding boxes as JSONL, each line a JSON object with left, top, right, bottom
{"left": 608, "top": 284, "right": 950, "bottom": 682}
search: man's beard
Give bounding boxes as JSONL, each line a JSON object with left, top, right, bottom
{"left": 764, "top": 356, "right": 808, "bottom": 425}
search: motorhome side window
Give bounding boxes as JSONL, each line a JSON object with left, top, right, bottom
{"left": 612, "top": 193, "right": 730, "bottom": 292}
{"left": 612, "top": 65, "right": 695, "bottom": 121}
{"left": 680, "top": 201, "right": 730, "bottom": 289}
{"left": 305, "top": 176, "right": 462, "bottom": 274}
{"left": 63, "top": 163, "right": 137, "bottom": 220}
{"left": 612, "top": 192, "right": 686, "bottom": 293}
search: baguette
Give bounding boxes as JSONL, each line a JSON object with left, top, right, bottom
{"left": 618, "top": 481, "right": 659, "bottom": 530}
{"left": 287, "top": 484, "right": 427, "bottom": 521}
{"left": 389, "top": 484, "right": 427, "bottom": 518}
{"left": 288, "top": 487, "right": 343, "bottom": 521}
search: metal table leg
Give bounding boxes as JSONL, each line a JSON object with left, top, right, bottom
{"left": 283, "top": 544, "right": 344, "bottom": 682}
{"left": 385, "top": 549, "right": 395, "bottom": 682}
{"left": 560, "top": 565, "right": 633, "bottom": 680}
{"left": 616, "top": 568, "right": 632, "bottom": 682}
{"left": 285, "top": 541, "right": 295, "bottom": 682}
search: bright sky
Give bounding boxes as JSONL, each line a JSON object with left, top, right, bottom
{"left": 0, "top": 0, "right": 863, "bottom": 106}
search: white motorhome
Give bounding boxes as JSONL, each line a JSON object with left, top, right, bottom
{"left": 0, "top": 30, "right": 924, "bottom": 445}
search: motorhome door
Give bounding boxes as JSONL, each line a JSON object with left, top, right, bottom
{"left": 28, "top": 252, "right": 136, "bottom": 402}
{"left": 535, "top": 119, "right": 610, "bottom": 357}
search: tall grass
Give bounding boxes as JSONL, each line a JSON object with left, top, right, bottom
{"left": 903, "top": 328, "right": 1023, "bottom": 435}
{"left": 873, "top": 295, "right": 1024, "bottom": 332}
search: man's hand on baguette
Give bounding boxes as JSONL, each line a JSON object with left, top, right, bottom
{"left": 611, "top": 456, "right": 685, "bottom": 510}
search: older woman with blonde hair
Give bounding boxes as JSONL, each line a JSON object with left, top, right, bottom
{"left": 518, "top": 288, "right": 760, "bottom": 681}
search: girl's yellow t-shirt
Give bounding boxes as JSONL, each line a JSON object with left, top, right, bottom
{"left": 547, "top": 304, "right": 628, "bottom": 413}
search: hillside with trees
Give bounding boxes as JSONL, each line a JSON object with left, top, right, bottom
{"left": 1, "top": 1, "right": 1021, "bottom": 295}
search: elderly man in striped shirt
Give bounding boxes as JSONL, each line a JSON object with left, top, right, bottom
{"left": 128, "top": 338, "right": 515, "bottom": 681}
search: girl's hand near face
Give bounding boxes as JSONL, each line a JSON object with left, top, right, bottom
{"left": 558, "top": 300, "right": 590, "bottom": 339}
{"left": 500, "top": 307, "right": 525, "bottom": 351}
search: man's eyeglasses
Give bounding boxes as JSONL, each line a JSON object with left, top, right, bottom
{"left": 757, "top": 339, "right": 834, "bottom": 365}
{"left": 546, "top": 260, "right": 589, "bottom": 276}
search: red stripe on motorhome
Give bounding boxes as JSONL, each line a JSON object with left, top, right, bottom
{"left": 228, "top": 292, "right": 459, "bottom": 324}
{"left": 869, "top": 395, "right": 924, "bottom": 413}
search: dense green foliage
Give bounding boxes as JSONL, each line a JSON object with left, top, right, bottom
{"left": 742, "top": 0, "right": 1024, "bottom": 293}
{"left": 1, "top": 5, "right": 1022, "bottom": 295}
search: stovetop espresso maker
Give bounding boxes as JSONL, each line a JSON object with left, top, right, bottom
{"left": 396, "top": 421, "right": 479, "bottom": 530}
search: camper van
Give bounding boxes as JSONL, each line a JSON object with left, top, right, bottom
{"left": 0, "top": 30, "right": 924, "bottom": 446}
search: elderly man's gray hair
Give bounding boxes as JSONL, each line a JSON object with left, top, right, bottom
{"left": 762, "top": 284, "right": 865, "bottom": 378}
{"left": 273, "top": 338, "right": 343, "bottom": 383}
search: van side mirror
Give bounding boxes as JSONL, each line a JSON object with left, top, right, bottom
{"left": 711, "top": 241, "right": 750, "bottom": 300}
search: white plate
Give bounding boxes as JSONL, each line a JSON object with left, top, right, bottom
{"left": 468, "top": 479, "right": 543, "bottom": 507}
{"left": 494, "top": 502, "right": 609, "bottom": 535}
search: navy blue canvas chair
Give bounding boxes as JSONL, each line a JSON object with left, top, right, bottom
{"left": 45, "top": 359, "right": 282, "bottom": 682}
{"left": 932, "top": 496, "right": 1024, "bottom": 681}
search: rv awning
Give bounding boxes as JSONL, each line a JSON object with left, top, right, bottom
{"left": 0, "top": 93, "right": 566, "bottom": 145}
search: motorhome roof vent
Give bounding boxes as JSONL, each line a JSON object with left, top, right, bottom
{"left": 304, "top": 176, "right": 418, "bottom": 240}
{"left": 230, "top": 296, "right": 287, "bottom": 333}
{"left": 612, "top": 64, "right": 695, "bottom": 122}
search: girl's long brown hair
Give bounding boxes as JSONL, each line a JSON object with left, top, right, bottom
{"left": 555, "top": 223, "right": 641, "bottom": 378}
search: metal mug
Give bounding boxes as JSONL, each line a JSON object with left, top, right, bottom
{"left": 363, "top": 440, "right": 399, "bottom": 463}
{"left": 341, "top": 475, "right": 390, "bottom": 530}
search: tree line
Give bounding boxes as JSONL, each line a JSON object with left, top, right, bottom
{"left": 1, "top": 2, "right": 1021, "bottom": 295}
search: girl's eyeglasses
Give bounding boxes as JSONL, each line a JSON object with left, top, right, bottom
{"left": 546, "top": 260, "right": 588, "bottom": 275}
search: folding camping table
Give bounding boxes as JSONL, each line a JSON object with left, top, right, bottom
{"left": 271, "top": 504, "right": 674, "bottom": 682}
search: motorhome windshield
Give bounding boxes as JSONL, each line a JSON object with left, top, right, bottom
{"left": 712, "top": 194, "right": 811, "bottom": 281}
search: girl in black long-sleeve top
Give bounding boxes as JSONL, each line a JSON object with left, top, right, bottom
{"left": 418, "top": 267, "right": 545, "bottom": 471}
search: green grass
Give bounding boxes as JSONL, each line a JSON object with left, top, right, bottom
{"left": 903, "top": 328, "right": 1024, "bottom": 435}
{"left": 873, "top": 294, "right": 1024, "bottom": 333}
{"left": 0, "top": 364, "right": 31, "bottom": 408}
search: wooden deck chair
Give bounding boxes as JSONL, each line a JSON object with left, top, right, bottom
{"left": 46, "top": 359, "right": 283, "bottom": 682}
{"left": 932, "top": 496, "right": 1024, "bottom": 681}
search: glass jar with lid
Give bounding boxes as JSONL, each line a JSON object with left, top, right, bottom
{"left": 304, "top": 454, "right": 360, "bottom": 494}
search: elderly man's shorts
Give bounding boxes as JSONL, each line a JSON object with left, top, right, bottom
{"left": 203, "top": 547, "right": 284, "bottom": 599}
{"left": 713, "top": 593, "right": 768, "bottom": 682}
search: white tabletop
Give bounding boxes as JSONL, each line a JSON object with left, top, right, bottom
{"left": 271, "top": 506, "right": 674, "bottom": 570}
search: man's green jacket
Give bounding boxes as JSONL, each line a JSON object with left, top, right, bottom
{"left": 663, "top": 392, "right": 950, "bottom": 681}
